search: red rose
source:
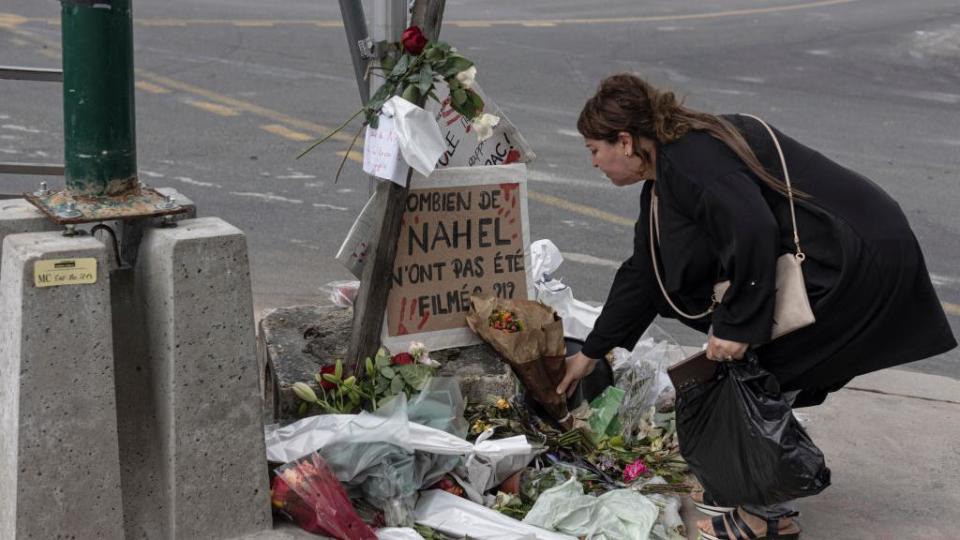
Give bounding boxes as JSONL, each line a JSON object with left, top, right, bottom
{"left": 317, "top": 365, "right": 337, "bottom": 390}
{"left": 392, "top": 352, "right": 415, "bottom": 365}
{"left": 401, "top": 25, "right": 428, "bottom": 55}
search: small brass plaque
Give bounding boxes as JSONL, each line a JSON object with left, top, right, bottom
{"left": 34, "top": 258, "right": 98, "bottom": 288}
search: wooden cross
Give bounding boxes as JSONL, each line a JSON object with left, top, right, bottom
{"left": 345, "top": 0, "right": 447, "bottom": 372}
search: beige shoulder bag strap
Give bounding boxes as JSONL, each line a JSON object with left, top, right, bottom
{"left": 649, "top": 114, "right": 814, "bottom": 339}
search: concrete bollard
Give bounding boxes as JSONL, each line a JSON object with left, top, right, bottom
{"left": 0, "top": 198, "right": 60, "bottom": 261}
{"left": 119, "top": 217, "right": 270, "bottom": 538}
{"left": 0, "top": 232, "right": 125, "bottom": 539}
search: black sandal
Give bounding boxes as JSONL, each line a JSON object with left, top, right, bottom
{"left": 691, "top": 490, "right": 736, "bottom": 517}
{"left": 699, "top": 508, "right": 801, "bottom": 540}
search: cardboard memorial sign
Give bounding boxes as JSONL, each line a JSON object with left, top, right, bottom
{"left": 381, "top": 163, "right": 533, "bottom": 351}
{"left": 338, "top": 80, "right": 535, "bottom": 280}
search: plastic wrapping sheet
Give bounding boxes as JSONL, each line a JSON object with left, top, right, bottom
{"left": 381, "top": 96, "right": 445, "bottom": 178}
{"left": 522, "top": 478, "right": 659, "bottom": 540}
{"left": 414, "top": 489, "right": 577, "bottom": 540}
{"left": 529, "top": 239, "right": 601, "bottom": 341}
{"left": 465, "top": 429, "right": 541, "bottom": 493}
{"left": 376, "top": 528, "right": 426, "bottom": 540}
{"left": 612, "top": 326, "right": 686, "bottom": 440}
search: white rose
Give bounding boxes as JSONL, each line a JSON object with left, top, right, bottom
{"left": 471, "top": 113, "right": 500, "bottom": 142}
{"left": 455, "top": 65, "right": 477, "bottom": 89}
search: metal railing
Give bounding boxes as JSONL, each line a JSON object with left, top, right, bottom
{"left": 1, "top": 65, "right": 64, "bottom": 197}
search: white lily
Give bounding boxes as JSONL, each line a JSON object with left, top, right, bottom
{"left": 471, "top": 113, "right": 500, "bottom": 142}
{"left": 455, "top": 65, "right": 477, "bottom": 89}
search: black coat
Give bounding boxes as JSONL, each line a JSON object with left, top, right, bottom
{"left": 582, "top": 115, "right": 956, "bottom": 406}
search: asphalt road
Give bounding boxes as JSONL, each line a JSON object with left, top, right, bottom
{"left": 1, "top": 0, "right": 958, "bottom": 378}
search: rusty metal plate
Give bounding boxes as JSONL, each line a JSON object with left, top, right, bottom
{"left": 23, "top": 187, "right": 189, "bottom": 224}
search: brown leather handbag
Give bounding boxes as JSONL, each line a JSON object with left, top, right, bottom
{"left": 649, "top": 114, "right": 815, "bottom": 342}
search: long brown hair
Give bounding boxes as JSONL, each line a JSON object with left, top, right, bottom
{"left": 577, "top": 73, "right": 793, "bottom": 198}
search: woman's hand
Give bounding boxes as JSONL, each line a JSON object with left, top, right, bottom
{"left": 706, "top": 336, "right": 749, "bottom": 362}
{"left": 556, "top": 351, "right": 597, "bottom": 397}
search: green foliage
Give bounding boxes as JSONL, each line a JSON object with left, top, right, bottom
{"left": 292, "top": 348, "right": 438, "bottom": 416}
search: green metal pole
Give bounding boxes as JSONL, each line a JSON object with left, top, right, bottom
{"left": 61, "top": 0, "right": 137, "bottom": 197}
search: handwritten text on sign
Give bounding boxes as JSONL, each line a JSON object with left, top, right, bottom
{"left": 386, "top": 183, "right": 525, "bottom": 337}
{"left": 34, "top": 258, "right": 98, "bottom": 288}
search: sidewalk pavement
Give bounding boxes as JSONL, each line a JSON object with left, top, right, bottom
{"left": 680, "top": 367, "right": 960, "bottom": 540}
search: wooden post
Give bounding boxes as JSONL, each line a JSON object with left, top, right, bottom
{"left": 346, "top": 0, "right": 446, "bottom": 372}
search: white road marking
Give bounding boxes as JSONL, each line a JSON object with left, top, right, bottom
{"left": 230, "top": 191, "right": 303, "bottom": 204}
{"left": 930, "top": 274, "right": 960, "bottom": 287}
{"left": 140, "top": 170, "right": 164, "bottom": 178}
{"left": 732, "top": 76, "right": 766, "bottom": 84}
{"left": 560, "top": 252, "right": 621, "bottom": 269}
{"left": 1, "top": 124, "right": 41, "bottom": 133}
{"left": 806, "top": 49, "right": 834, "bottom": 56}
{"left": 312, "top": 203, "right": 348, "bottom": 211}
{"left": 174, "top": 176, "right": 221, "bottom": 188}
{"left": 275, "top": 172, "right": 316, "bottom": 180}
{"left": 0, "top": 134, "right": 15, "bottom": 140}
{"left": 0, "top": 148, "right": 20, "bottom": 154}
{"left": 336, "top": 188, "right": 353, "bottom": 193}
{"left": 556, "top": 129, "right": 581, "bottom": 138}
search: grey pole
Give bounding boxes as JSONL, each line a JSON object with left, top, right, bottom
{"left": 366, "top": 0, "right": 407, "bottom": 195}
{"left": 337, "top": 0, "right": 371, "bottom": 104}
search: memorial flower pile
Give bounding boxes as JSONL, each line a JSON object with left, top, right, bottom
{"left": 298, "top": 24, "right": 498, "bottom": 160}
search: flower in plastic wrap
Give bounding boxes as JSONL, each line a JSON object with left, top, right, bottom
{"left": 273, "top": 452, "right": 378, "bottom": 540}
{"left": 494, "top": 398, "right": 511, "bottom": 411}
{"left": 623, "top": 458, "right": 649, "bottom": 483}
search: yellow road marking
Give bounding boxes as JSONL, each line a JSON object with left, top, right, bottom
{"left": 452, "top": 22, "right": 493, "bottom": 28}
{"left": 38, "top": 48, "right": 60, "bottom": 60}
{"left": 336, "top": 150, "right": 364, "bottom": 163}
{"left": 185, "top": 99, "right": 240, "bottom": 117}
{"left": 261, "top": 124, "right": 314, "bottom": 142}
{"left": 0, "top": 13, "right": 28, "bottom": 28}
{"left": 944, "top": 302, "right": 960, "bottom": 317}
{"left": 4, "top": 1, "right": 858, "bottom": 29}
{"left": 232, "top": 21, "right": 276, "bottom": 27}
{"left": 133, "top": 70, "right": 356, "bottom": 143}
{"left": 135, "top": 80, "right": 169, "bottom": 94}
{"left": 527, "top": 190, "right": 634, "bottom": 227}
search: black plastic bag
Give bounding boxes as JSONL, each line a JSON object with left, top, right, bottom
{"left": 676, "top": 354, "right": 831, "bottom": 506}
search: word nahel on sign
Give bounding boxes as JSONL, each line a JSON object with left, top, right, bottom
{"left": 383, "top": 164, "right": 532, "bottom": 351}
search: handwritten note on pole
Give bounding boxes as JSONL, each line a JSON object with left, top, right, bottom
{"left": 382, "top": 164, "right": 532, "bottom": 350}
{"left": 362, "top": 114, "right": 407, "bottom": 186}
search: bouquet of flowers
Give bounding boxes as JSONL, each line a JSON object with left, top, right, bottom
{"left": 466, "top": 294, "right": 570, "bottom": 428}
{"left": 271, "top": 452, "right": 377, "bottom": 540}
{"left": 292, "top": 343, "right": 439, "bottom": 416}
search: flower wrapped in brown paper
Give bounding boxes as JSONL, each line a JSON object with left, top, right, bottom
{"left": 466, "top": 294, "right": 571, "bottom": 428}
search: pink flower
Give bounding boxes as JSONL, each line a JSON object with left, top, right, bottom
{"left": 623, "top": 458, "right": 649, "bottom": 483}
